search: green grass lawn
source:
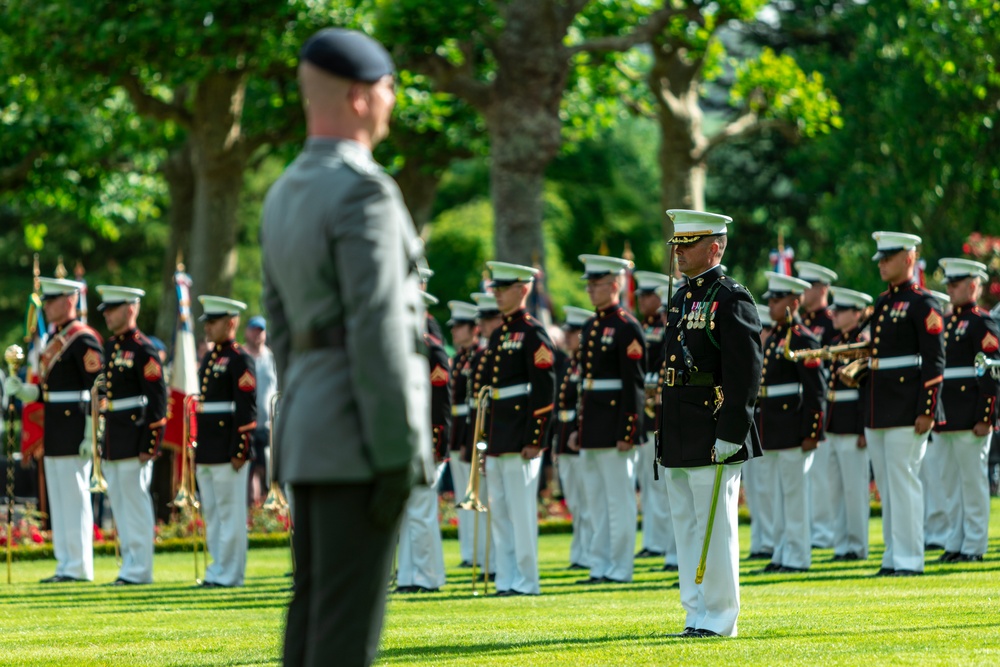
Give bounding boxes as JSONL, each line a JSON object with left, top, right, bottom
{"left": 2, "top": 501, "right": 1000, "bottom": 666}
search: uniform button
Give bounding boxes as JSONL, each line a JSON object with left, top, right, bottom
{"left": 534, "top": 430, "right": 540, "bottom": 435}
{"left": 704, "top": 401, "right": 709, "bottom": 406}
{"left": 610, "top": 400, "right": 616, "bottom": 406}
{"left": 878, "top": 316, "right": 884, "bottom": 322}
{"left": 960, "top": 385, "right": 966, "bottom": 392}
{"left": 515, "top": 405, "right": 521, "bottom": 411}
{"left": 900, "top": 377, "right": 905, "bottom": 383}
{"left": 872, "top": 349, "right": 878, "bottom": 355}
{"left": 106, "top": 382, "right": 112, "bottom": 388}
{"left": 874, "top": 338, "right": 879, "bottom": 344}
{"left": 586, "top": 363, "right": 592, "bottom": 369}
{"left": 107, "top": 391, "right": 114, "bottom": 398}
{"left": 944, "top": 333, "right": 949, "bottom": 339}
{"left": 115, "top": 344, "right": 121, "bottom": 351}
{"left": 475, "top": 374, "right": 481, "bottom": 380}
{"left": 131, "top": 415, "right": 137, "bottom": 421}
{"left": 65, "top": 410, "right": 71, "bottom": 416}
{"left": 782, "top": 404, "right": 788, "bottom": 410}
{"left": 502, "top": 326, "right": 508, "bottom": 332}
{"left": 677, "top": 335, "right": 681, "bottom": 342}
{"left": 670, "top": 355, "right": 676, "bottom": 362}
{"left": 492, "top": 377, "right": 498, "bottom": 383}
{"left": 493, "top": 366, "right": 499, "bottom": 372}
{"left": 686, "top": 292, "right": 692, "bottom": 298}
{"left": 589, "top": 341, "right": 594, "bottom": 347}
{"left": 43, "top": 384, "right": 48, "bottom": 390}
{"left": 219, "top": 421, "right": 225, "bottom": 427}
{"left": 601, "top": 346, "right": 607, "bottom": 351}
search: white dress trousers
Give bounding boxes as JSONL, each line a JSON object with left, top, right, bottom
{"left": 486, "top": 454, "right": 541, "bottom": 595}
{"left": 557, "top": 453, "right": 591, "bottom": 568}
{"left": 635, "top": 435, "right": 676, "bottom": 563}
{"left": 865, "top": 426, "right": 929, "bottom": 572}
{"left": 808, "top": 442, "right": 836, "bottom": 549}
{"left": 581, "top": 447, "right": 637, "bottom": 582}
{"left": 825, "top": 434, "right": 871, "bottom": 558}
{"left": 397, "top": 481, "right": 447, "bottom": 590}
{"left": 44, "top": 456, "right": 94, "bottom": 581}
{"left": 920, "top": 436, "right": 956, "bottom": 547}
{"left": 770, "top": 448, "right": 814, "bottom": 570}
{"left": 665, "top": 464, "right": 742, "bottom": 637}
{"left": 744, "top": 454, "right": 775, "bottom": 556}
{"left": 936, "top": 430, "right": 992, "bottom": 556}
{"left": 104, "top": 457, "right": 155, "bottom": 583}
{"left": 196, "top": 463, "right": 250, "bottom": 586}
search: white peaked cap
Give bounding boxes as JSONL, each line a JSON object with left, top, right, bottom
{"left": 198, "top": 295, "right": 247, "bottom": 321}
{"left": 939, "top": 257, "right": 988, "bottom": 282}
{"left": 562, "top": 306, "right": 594, "bottom": 329}
{"left": 633, "top": 271, "right": 671, "bottom": 292}
{"left": 794, "top": 261, "right": 838, "bottom": 284}
{"left": 829, "top": 287, "right": 874, "bottom": 310}
{"left": 763, "top": 271, "right": 812, "bottom": 299}
{"left": 665, "top": 209, "right": 732, "bottom": 244}
{"left": 39, "top": 277, "right": 85, "bottom": 298}
{"left": 871, "top": 231, "right": 921, "bottom": 261}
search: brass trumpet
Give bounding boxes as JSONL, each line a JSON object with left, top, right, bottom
{"left": 975, "top": 352, "right": 1000, "bottom": 379}
{"left": 89, "top": 374, "right": 108, "bottom": 494}
{"left": 262, "top": 392, "right": 288, "bottom": 513}
{"left": 458, "top": 385, "right": 491, "bottom": 596}
{"left": 838, "top": 358, "right": 871, "bottom": 388}
{"left": 784, "top": 340, "right": 870, "bottom": 363}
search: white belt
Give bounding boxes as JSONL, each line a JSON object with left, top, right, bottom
{"left": 759, "top": 383, "right": 802, "bottom": 398}
{"left": 582, "top": 378, "right": 623, "bottom": 392}
{"left": 871, "top": 354, "right": 921, "bottom": 370}
{"left": 451, "top": 404, "right": 469, "bottom": 417}
{"left": 198, "top": 401, "right": 236, "bottom": 414}
{"left": 943, "top": 366, "right": 977, "bottom": 380}
{"left": 491, "top": 383, "right": 531, "bottom": 400}
{"left": 44, "top": 390, "right": 90, "bottom": 403}
{"left": 106, "top": 395, "right": 148, "bottom": 412}
{"left": 827, "top": 389, "right": 859, "bottom": 403}
{"left": 558, "top": 409, "right": 577, "bottom": 423}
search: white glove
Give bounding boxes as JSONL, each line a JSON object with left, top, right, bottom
{"left": 712, "top": 439, "right": 742, "bottom": 463}
{"left": 79, "top": 415, "right": 94, "bottom": 459}
{"left": 4, "top": 376, "right": 39, "bottom": 402}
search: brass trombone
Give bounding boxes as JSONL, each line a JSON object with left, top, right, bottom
{"left": 458, "top": 385, "right": 491, "bottom": 596}
{"left": 975, "top": 352, "right": 1000, "bottom": 379}
{"left": 89, "top": 374, "right": 109, "bottom": 494}
{"left": 171, "top": 394, "right": 204, "bottom": 581}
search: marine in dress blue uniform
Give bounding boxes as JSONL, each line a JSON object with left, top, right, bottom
{"left": 861, "top": 231, "right": 945, "bottom": 576}
{"left": 574, "top": 255, "right": 645, "bottom": 585}
{"left": 97, "top": 285, "right": 167, "bottom": 585}
{"left": 758, "top": 272, "right": 827, "bottom": 573}
{"left": 482, "top": 262, "right": 556, "bottom": 596}
{"left": 933, "top": 259, "right": 999, "bottom": 562}
{"left": 6, "top": 277, "right": 103, "bottom": 582}
{"left": 823, "top": 287, "right": 874, "bottom": 561}
{"left": 745, "top": 302, "right": 776, "bottom": 560}
{"left": 195, "top": 295, "right": 257, "bottom": 588}
{"left": 658, "top": 210, "right": 762, "bottom": 638}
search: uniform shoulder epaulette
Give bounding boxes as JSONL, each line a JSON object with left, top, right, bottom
{"left": 973, "top": 306, "right": 990, "bottom": 316}
{"left": 75, "top": 323, "right": 104, "bottom": 346}
{"left": 879, "top": 288, "right": 890, "bottom": 297}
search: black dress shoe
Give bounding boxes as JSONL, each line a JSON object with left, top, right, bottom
{"left": 667, "top": 627, "right": 698, "bottom": 637}
{"left": 575, "top": 576, "right": 607, "bottom": 585}
{"left": 109, "top": 578, "right": 141, "bottom": 586}
{"left": 956, "top": 554, "right": 983, "bottom": 562}
{"left": 875, "top": 567, "right": 895, "bottom": 577}
{"left": 197, "top": 580, "right": 222, "bottom": 588}
{"left": 778, "top": 566, "right": 809, "bottom": 573}
{"left": 746, "top": 551, "right": 773, "bottom": 560}
{"left": 761, "top": 562, "right": 782, "bottom": 573}
{"left": 394, "top": 585, "right": 437, "bottom": 594}
{"left": 925, "top": 543, "right": 945, "bottom": 551}
{"left": 939, "top": 551, "right": 961, "bottom": 563}
{"left": 458, "top": 560, "right": 474, "bottom": 568}
{"left": 891, "top": 569, "right": 922, "bottom": 577}
{"left": 478, "top": 573, "right": 496, "bottom": 582}
{"left": 566, "top": 563, "right": 589, "bottom": 570}
{"left": 40, "top": 575, "right": 85, "bottom": 583}
{"left": 602, "top": 577, "right": 629, "bottom": 584}
{"left": 831, "top": 552, "right": 860, "bottom": 562}
{"left": 635, "top": 548, "right": 665, "bottom": 559}
{"left": 492, "top": 589, "right": 512, "bottom": 597}
{"left": 692, "top": 629, "right": 722, "bottom": 638}
{"left": 661, "top": 564, "right": 679, "bottom": 572}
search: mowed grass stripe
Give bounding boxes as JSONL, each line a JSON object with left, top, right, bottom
{"left": 0, "top": 500, "right": 998, "bottom": 666}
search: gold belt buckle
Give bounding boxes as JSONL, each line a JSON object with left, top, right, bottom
{"left": 665, "top": 368, "right": 676, "bottom": 387}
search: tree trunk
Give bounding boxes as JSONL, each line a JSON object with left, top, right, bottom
{"left": 187, "top": 73, "right": 248, "bottom": 309}
{"left": 486, "top": 1, "right": 574, "bottom": 266}
{"left": 394, "top": 160, "right": 443, "bottom": 232}
{"left": 155, "top": 141, "right": 195, "bottom": 343}
{"left": 650, "top": 45, "right": 707, "bottom": 271}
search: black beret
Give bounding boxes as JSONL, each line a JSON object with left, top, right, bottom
{"left": 300, "top": 28, "right": 394, "bottom": 83}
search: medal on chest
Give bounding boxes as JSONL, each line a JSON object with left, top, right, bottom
{"left": 501, "top": 332, "right": 524, "bottom": 351}
{"left": 212, "top": 357, "right": 231, "bottom": 374}
{"left": 955, "top": 320, "right": 969, "bottom": 338}
{"left": 112, "top": 350, "right": 135, "bottom": 369}
{"left": 601, "top": 327, "right": 615, "bottom": 345}
{"left": 889, "top": 301, "right": 910, "bottom": 320}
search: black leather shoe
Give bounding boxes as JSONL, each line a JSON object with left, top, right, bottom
{"left": 761, "top": 562, "right": 783, "bottom": 573}
{"left": 566, "top": 563, "right": 588, "bottom": 570}
{"left": 891, "top": 569, "right": 922, "bottom": 577}
{"left": 939, "top": 551, "right": 961, "bottom": 563}
{"left": 478, "top": 573, "right": 496, "bottom": 582}
{"left": 109, "top": 578, "right": 141, "bottom": 586}
{"left": 635, "top": 548, "right": 665, "bottom": 559}
{"left": 197, "top": 580, "right": 222, "bottom": 588}
{"left": 746, "top": 552, "right": 773, "bottom": 560}
{"left": 40, "top": 575, "right": 85, "bottom": 583}
{"left": 661, "top": 564, "right": 679, "bottom": 572}
{"left": 956, "top": 554, "right": 983, "bottom": 562}
{"left": 458, "top": 560, "right": 474, "bottom": 568}
{"left": 667, "top": 627, "right": 698, "bottom": 637}
{"left": 492, "top": 589, "right": 512, "bottom": 597}
{"left": 692, "top": 629, "right": 722, "bottom": 637}
{"left": 875, "top": 567, "right": 895, "bottom": 577}
{"left": 832, "top": 552, "right": 860, "bottom": 562}
{"left": 778, "top": 566, "right": 809, "bottom": 573}
{"left": 925, "top": 543, "right": 945, "bottom": 551}
{"left": 575, "top": 576, "right": 607, "bottom": 585}
{"left": 394, "top": 585, "right": 437, "bottom": 594}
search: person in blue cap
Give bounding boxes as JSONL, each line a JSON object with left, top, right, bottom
{"left": 262, "top": 27, "right": 434, "bottom": 667}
